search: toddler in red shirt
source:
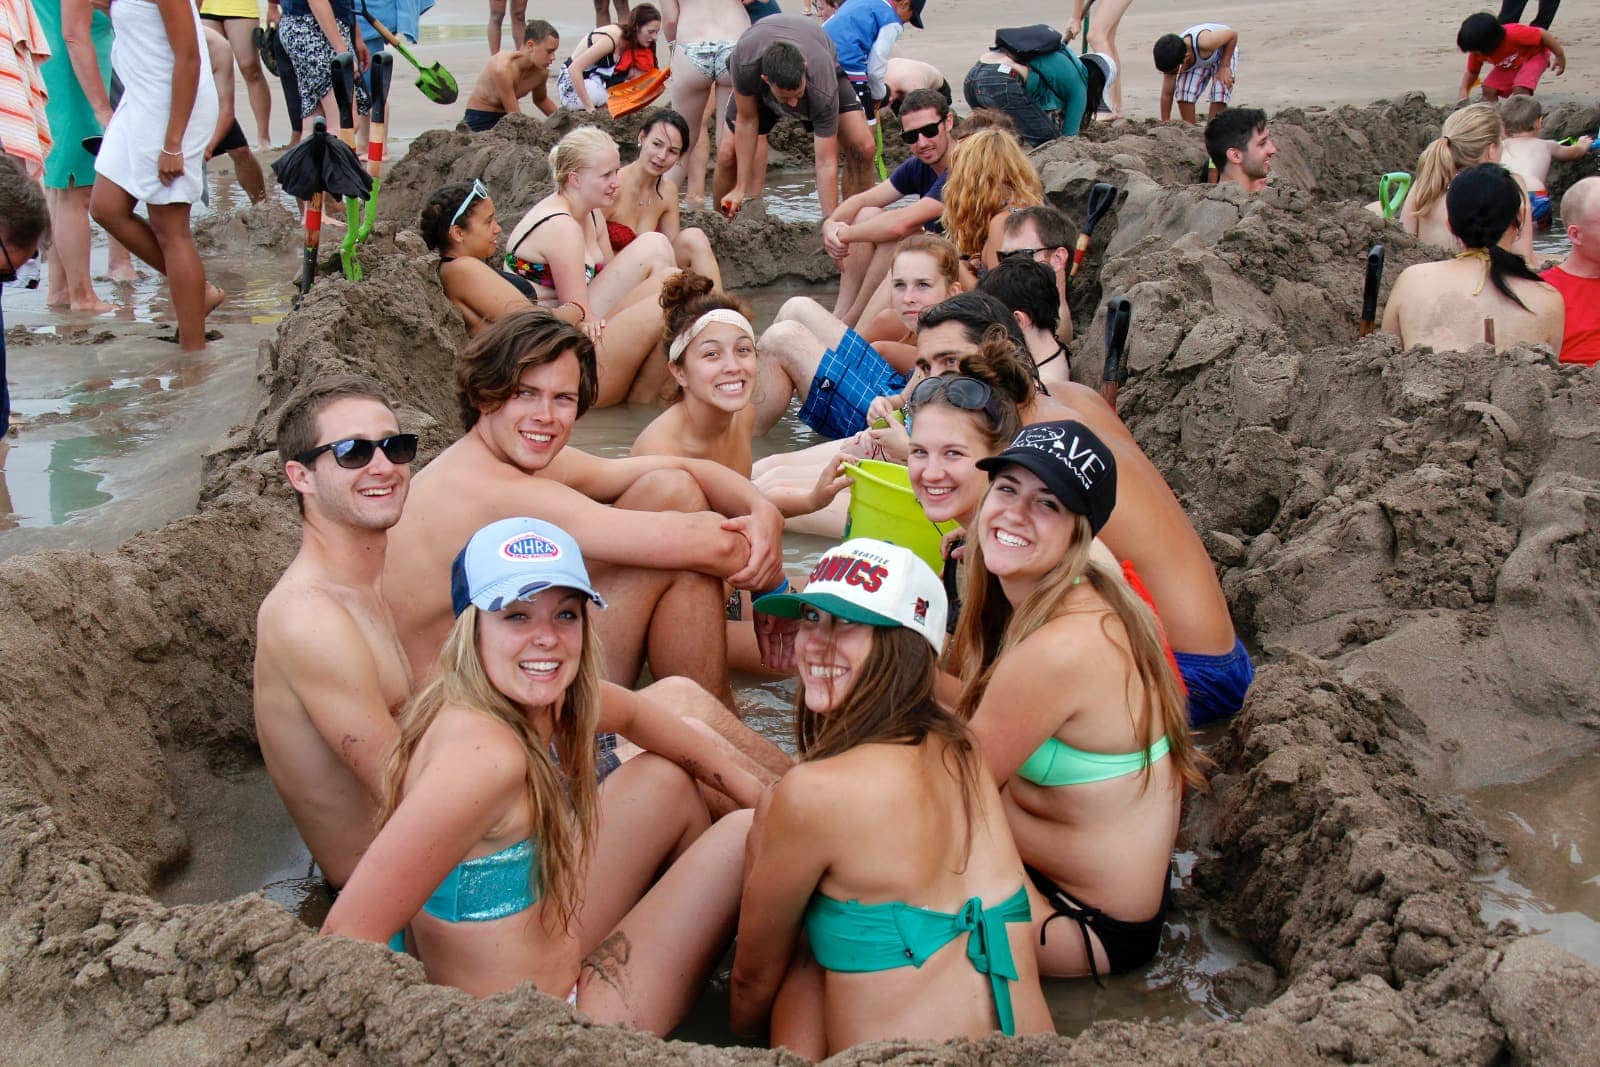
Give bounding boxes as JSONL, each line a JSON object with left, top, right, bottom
{"left": 1456, "top": 12, "right": 1568, "bottom": 101}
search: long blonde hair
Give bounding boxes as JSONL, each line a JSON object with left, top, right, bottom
{"left": 380, "top": 605, "right": 603, "bottom": 932}
{"left": 1411, "top": 103, "right": 1502, "bottom": 217}
{"left": 952, "top": 508, "right": 1206, "bottom": 793}
{"left": 939, "top": 129, "right": 1044, "bottom": 259}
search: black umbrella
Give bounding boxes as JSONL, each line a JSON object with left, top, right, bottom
{"left": 271, "top": 116, "right": 371, "bottom": 295}
{"left": 270, "top": 119, "right": 371, "bottom": 201}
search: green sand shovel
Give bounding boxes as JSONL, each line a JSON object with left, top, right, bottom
{"left": 361, "top": 2, "right": 458, "bottom": 106}
{"left": 357, "top": 53, "right": 394, "bottom": 244}
{"left": 331, "top": 53, "right": 363, "bottom": 281}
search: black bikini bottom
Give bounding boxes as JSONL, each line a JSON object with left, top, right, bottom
{"left": 1026, "top": 865, "right": 1168, "bottom": 986}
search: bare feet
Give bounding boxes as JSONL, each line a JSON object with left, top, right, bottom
{"left": 107, "top": 262, "right": 139, "bottom": 284}
{"left": 204, "top": 283, "right": 226, "bottom": 316}
{"left": 70, "top": 297, "right": 115, "bottom": 314}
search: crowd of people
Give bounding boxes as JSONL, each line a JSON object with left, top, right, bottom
{"left": 0, "top": 0, "right": 1594, "bottom": 1057}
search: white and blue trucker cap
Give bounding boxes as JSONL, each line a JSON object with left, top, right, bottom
{"left": 450, "top": 517, "right": 607, "bottom": 616}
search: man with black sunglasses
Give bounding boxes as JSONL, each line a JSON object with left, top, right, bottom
{"left": 998, "top": 205, "right": 1074, "bottom": 349}
{"left": 0, "top": 155, "right": 49, "bottom": 449}
{"left": 819, "top": 86, "right": 955, "bottom": 326}
{"left": 255, "top": 375, "right": 418, "bottom": 891}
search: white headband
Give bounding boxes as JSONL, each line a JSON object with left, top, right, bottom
{"left": 667, "top": 309, "right": 756, "bottom": 363}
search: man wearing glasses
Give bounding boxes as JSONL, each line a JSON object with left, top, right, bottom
{"left": 254, "top": 375, "right": 420, "bottom": 891}
{"left": 0, "top": 156, "right": 49, "bottom": 451}
{"left": 820, "top": 87, "right": 955, "bottom": 327}
{"left": 997, "top": 205, "right": 1075, "bottom": 348}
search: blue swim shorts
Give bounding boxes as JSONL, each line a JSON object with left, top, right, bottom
{"left": 1529, "top": 190, "right": 1552, "bottom": 228}
{"left": 1172, "top": 636, "right": 1254, "bottom": 727}
{"left": 796, "top": 327, "right": 906, "bottom": 440}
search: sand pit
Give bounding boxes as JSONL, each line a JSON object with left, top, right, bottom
{"left": 2, "top": 99, "right": 1598, "bottom": 1061}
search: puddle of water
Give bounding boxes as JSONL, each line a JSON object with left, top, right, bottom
{"left": 1467, "top": 746, "right": 1600, "bottom": 966}
{"left": 1, "top": 176, "right": 297, "bottom": 558}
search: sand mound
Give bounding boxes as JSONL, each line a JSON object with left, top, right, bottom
{"left": 2, "top": 96, "right": 1599, "bottom": 1060}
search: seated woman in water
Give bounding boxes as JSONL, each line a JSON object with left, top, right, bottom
{"left": 907, "top": 332, "right": 1031, "bottom": 611}
{"left": 605, "top": 109, "right": 723, "bottom": 286}
{"left": 556, "top": 4, "right": 662, "bottom": 113}
{"left": 1383, "top": 163, "right": 1563, "bottom": 355}
{"left": 422, "top": 181, "right": 585, "bottom": 336}
{"left": 752, "top": 234, "right": 966, "bottom": 537}
{"left": 939, "top": 129, "right": 1045, "bottom": 279}
{"left": 323, "top": 517, "right": 753, "bottom": 1029}
{"left": 632, "top": 271, "right": 846, "bottom": 673}
{"left": 731, "top": 538, "right": 1052, "bottom": 1056}
{"left": 505, "top": 126, "right": 683, "bottom": 406}
{"left": 1399, "top": 103, "right": 1533, "bottom": 263}
{"left": 952, "top": 422, "right": 1206, "bottom": 982}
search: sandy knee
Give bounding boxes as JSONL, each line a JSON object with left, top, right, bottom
{"left": 622, "top": 466, "right": 709, "bottom": 511}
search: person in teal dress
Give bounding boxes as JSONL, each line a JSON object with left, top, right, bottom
{"left": 36, "top": 0, "right": 132, "bottom": 312}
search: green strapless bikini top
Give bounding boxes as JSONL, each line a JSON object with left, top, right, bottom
{"left": 803, "top": 885, "right": 1032, "bottom": 1036}
{"left": 1016, "top": 734, "right": 1170, "bottom": 788}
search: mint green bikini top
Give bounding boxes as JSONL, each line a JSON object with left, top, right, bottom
{"left": 423, "top": 838, "right": 539, "bottom": 922}
{"left": 1016, "top": 734, "right": 1171, "bottom": 788}
{"left": 803, "top": 885, "right": 1032, "bottom": 1036}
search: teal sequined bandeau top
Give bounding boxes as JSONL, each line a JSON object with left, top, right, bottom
{"left": 422, "top": 839, "right": 539, "bottom": 922}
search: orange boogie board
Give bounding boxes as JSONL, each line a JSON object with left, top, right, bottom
{"left": 606, "top": 68, "right": 672, "bottom": 119}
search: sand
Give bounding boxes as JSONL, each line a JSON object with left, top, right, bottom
{"left": 3, "top": 89, "right": 1600, "bottom": 1059}
{"left": 4, "top": 0, "right": 1600, "bottom": 1057}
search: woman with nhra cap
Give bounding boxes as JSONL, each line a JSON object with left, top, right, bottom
{"left": 731, "top": 537, "right": 1051, "bottom": 1056}
{"left": 952, "top": 422, "right": 1207, "bottom": 983}
{"left": 324, "top": 517, "right": 757, "bottom": 1029}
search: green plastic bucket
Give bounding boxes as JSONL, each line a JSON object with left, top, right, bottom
{"left": 841, "top": 460, "right": 958, "bottom": 574}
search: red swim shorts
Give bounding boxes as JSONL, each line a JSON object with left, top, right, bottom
{"left": 1482, "top": 49, "right": 1550, "bottom": 94}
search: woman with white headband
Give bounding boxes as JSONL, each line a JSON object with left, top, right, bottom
{"left": 633, "top": 272, "right": 850, "bottom": 672}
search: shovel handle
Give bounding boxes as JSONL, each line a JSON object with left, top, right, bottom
{"left": 1361, "top": 243, "right": 1385, "bottom": 330}
{"left": 1071, "top": 182, "right": 1118, "bottom": 278}
{"left": 331, "top": 53, "right": 357, "bottom": 144}
{"left": 1102, "top": 296, "right": 1132, "bottom": 385}
{"left": 369, "top": 52, "right": 394, "bottom": 125}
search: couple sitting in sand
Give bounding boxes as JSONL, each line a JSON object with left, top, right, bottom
{"left": 254, "top": 316, "right": 799, "bottom": 889}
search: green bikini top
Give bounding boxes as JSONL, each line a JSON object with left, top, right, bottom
{"left": 1016, "top": 734, "right": 1171, "bottom": 788}
{"left": 803, "top": 885, "right": 1032, "bottom": 1036}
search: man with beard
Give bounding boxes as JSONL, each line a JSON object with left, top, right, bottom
{"left": 1204, "top": 106, "right": 1276, "bottom": 192}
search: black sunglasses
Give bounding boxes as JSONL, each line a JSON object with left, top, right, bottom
{"left": 899, "top": 120, "right": 944, "bottom": 145}
{"left": 909, "top": 375, "right": 1001, "bottom": 425}
{"left": 296, "top": 433, "right": 419, "bottom": 469}
{"left": 998, "top": 245, "right": 1064, "bottom": 262}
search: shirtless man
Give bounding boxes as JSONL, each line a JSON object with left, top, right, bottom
{"left": 385, "top": 311, "right": 793, "bottom": 704}
{"left": 1497, "top": 95, "right": 1592, "bottom": 230}
{"left": 917, "top": 295, "right": 1253, "bottom": 725}
{"left": 253, "top": 376, "right": 418, "bottom": 888}
{"left": 884, "top": 56, "right": 949, "bottom": 113}
{"left": 1204, "top": 107, "right": 1275, "bottom": 193}
{"left": 462, "top": 19, "right": 560, "bottom": 131}
{"left": 998, "top": 205, "right": 1075, "bottom": 349}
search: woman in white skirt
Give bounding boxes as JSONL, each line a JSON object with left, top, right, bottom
{"left": 90, "top": 0, "right": 221, "bottom": 351}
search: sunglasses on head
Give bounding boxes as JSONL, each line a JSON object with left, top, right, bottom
{"left": 909, "top": 375, "right": 1001, "bottom": 425}
{"left": 296, "top": 433, "right": 419, "bottom": 470}
{"left": 899, "top": 120, "right": 944, "bottom": 145}
{"left": 450, "top": 179, "right": 490, "bottom": 228}
{"left": 998, "top": 245, "right": 1063, "bottom": 262}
